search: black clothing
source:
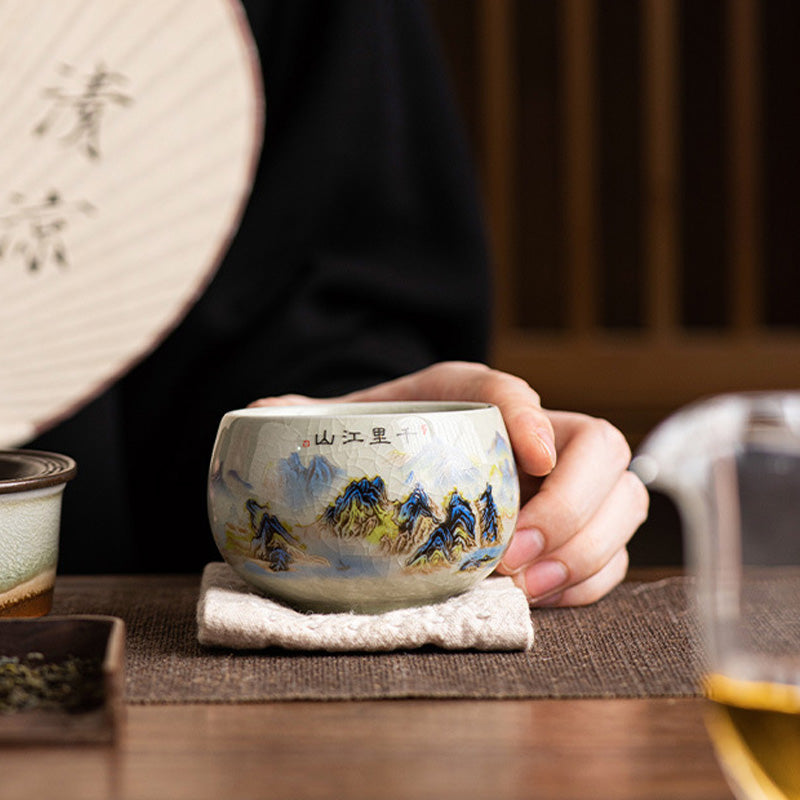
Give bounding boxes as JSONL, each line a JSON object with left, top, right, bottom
{"left": 30, "top": 0, "right": 491, "bottom": 573}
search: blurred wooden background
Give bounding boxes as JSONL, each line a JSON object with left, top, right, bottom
{"left": 427, "top": 0, "right": 800, "bottom": 563}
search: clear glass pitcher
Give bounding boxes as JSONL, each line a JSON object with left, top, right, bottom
{"left": 633, "top": 392, "right": 800, "bottom": 800}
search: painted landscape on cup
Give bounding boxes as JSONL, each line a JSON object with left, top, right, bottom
{"left": 216, "top": 431, "right": 517, "bottom": 581}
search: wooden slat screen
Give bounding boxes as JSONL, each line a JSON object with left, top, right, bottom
{"left": 643, "top": 0, "right": 679, "bottom": 338}
{"left": 429, "top": 0, "right": 800, "bottom": 445}
{"left": 562, "top": 0, "right": 597, "bottom": 336}
{"left": 728, "top": 0, "right": 762, "bottom": 333}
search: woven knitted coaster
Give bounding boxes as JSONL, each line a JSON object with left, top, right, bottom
{"left": 197, "top": 563, "right": 535, "bottom": 652}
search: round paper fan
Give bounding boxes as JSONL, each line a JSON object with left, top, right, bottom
{"left": 0, "top": 0, "right": 263, "bottom": 447}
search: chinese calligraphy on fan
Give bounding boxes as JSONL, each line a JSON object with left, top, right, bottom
{"left": 0, "top": 191, "right": 94, "bottom": 272}
{"left": 33, "top": 62, "right": 132, "bottom": 160}
{"left": 3, "top": 61, "right": 133, "bottom": 275}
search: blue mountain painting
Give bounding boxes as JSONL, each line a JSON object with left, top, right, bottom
{"left": 244, "top": 475, "right": 506, "bottom": 575}
{"left": 397, "top": 485, "right": 435, "bottom": 532}
{"left": 324, "top": 476, "right": 387, "bottom": 525}
{"left": 280, "top": 452, "right": 343, "bottom": 509}
{"left": 479, "top": 484, "right": 499, "bottom": 545}
{"left": 407, "top": 491, "right": 477, "bottom": 567}
{"left": 245, "top": 498, "right": 298, "bottom": 571}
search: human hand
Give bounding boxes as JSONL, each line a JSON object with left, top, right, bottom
{"left": 249, "top": 361, "right": 649, "bottom": 606}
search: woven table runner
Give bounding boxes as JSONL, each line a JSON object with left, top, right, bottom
{"left": 50, "top": 574, "right": 702, "bottom": 703}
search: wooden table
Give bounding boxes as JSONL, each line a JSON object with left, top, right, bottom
{"left": 0, "top": 697, "right": 732, "bottom": 799}
{"left": 0, "top": 569, "right": 734, "bottom": 799}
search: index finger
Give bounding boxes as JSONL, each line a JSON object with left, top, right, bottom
{"left": 515, "top": 410, "right": 633, "bottom": 553}
{"left": 337, "top": 362, "right": 557, "bottom": 477}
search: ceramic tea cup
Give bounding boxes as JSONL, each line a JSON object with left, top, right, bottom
{"left": 0, "top": 449, "right": 76, "bottom": 617}
{"left": 207, "top": 402, "right": 520, "bottom": 613}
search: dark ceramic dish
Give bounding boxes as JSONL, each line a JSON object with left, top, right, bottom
{"left": 0, "top": 615, "right": 125, "bottom": 743}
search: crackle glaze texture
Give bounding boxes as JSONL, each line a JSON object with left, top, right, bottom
{"left": 207, "top": 402, "right": 520, "bottom": 612}
{"left": 0, "top": 486, "right": 62, "bottom": 615}
{"left": 0, "top": 450, "right": 75, "bottom": 617}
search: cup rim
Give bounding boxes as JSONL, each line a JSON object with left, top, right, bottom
{"left": 223, "top": 401, "right": 498, "bottom": 420}
{"left": 0, "top": 449, "right": 77, "bottom": 495}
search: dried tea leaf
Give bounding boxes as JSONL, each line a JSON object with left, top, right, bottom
{"left": 0, "top": 652, "right": 104, "bottom": 714}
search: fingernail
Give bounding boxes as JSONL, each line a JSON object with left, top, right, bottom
{"left": 522, "top": 559, "right": 569, "bottom": 601}
{"left": 500, "top": 528, "right": 545, "bottom": 572}
{"left": 532, "top": 591, "right": 563, "bottom": 608}
{"left": 534, "top": 427, "right": 557, "bottom": 469}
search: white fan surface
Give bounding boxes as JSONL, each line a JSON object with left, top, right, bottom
{"left": 0, "top": 0, "right": 263, "bottom": 447}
